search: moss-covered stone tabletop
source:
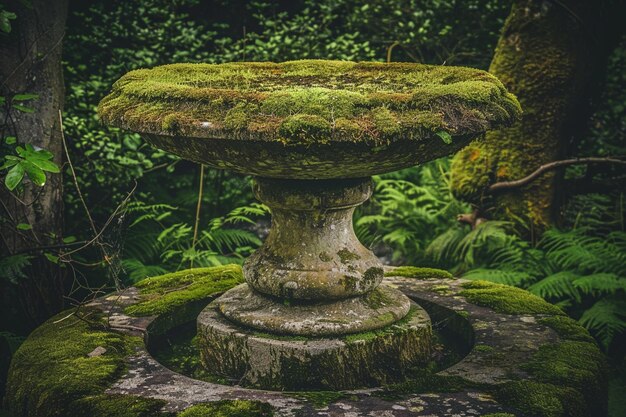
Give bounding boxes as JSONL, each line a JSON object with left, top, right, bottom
{"left": 98, "top": 60, "right": 520, "bottom": 179}
{"left": 4, "top": 265, "right": 607, "bottom": 417}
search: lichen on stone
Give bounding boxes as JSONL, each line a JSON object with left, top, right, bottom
{"left": 459, "top": 280, "right": 564, "bottom": 315}
{"left": 385, "top": 266, "right": 454, "bottom": 280}
{"left": 98, "top": 60, "right": 520, "bottom": 146}
{"left": 125, "top": 265, "right": 243, "bottom": 316}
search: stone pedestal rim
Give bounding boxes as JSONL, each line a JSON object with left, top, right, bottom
{"left": 214, "top": 283, "right": 412, "bottom": 336}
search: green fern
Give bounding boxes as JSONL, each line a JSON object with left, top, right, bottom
{"left": 0, "top": 254, "right": 32, "bottom": 284}
{"left": 462, "top": 268, "right": 535, "bottom": 287}
{"left": 121, "top": 258, "right": 168, "bottom": 283}
{"left": 572, "top": 273, "right": 626, "bottom": 296}
{"left": 579, "top": 298, "right": 626, "bottom": 349}
{"left": 527, "top": 271, "right": 582, "bottom": 303}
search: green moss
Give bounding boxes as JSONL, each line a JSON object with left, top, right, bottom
{"left": 69, "top": 395, "right": 168, "bottom": 417}
{"left": 459, "top": 280, "right": 564, "bottom": 315}
{"left": 378, "top": 374, "right": 476, "bottom": 400}
{"left": 363, "top": 287, "right": 393, "bottom": 309}
{"left": 494, "top": 381, "right": 585, "bottom": 417}
{"left": 337, "top": 248, "right": 361, "bottom": 263}
{"left": 521, "top": 341, "right": 607, "bottom": 415}
{"left": 288, "top": 391, "right": 347, "bottom": 408}
{"left": 473, "top": 344, "right": 495, "bottom": 352}
{"left": 5, "top": 310, "right": 144, "bottom": 417}
{"left": 99, "top": 60, "right": 520, "bottom": 146}
{"left": 386, "top": 266, "right": 454, "bottom": 280}
{"left": 343, "top": 305, "right": 419, "bottom": 343}
{"left": 538, "top": 316, "right": 595, "bottom": 343}
{"left": 126, "top": 265, "right": 243, "bottom": 316}
{"left": 177, "top": 400, "right": 274, "bottom": 417}
{"left": 277, "top": 114, "right": 332, "bottom": 144}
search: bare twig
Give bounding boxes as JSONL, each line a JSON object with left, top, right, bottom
{"left": 60, "top": 110, "right": 98, "bottom": 238}
{"left": 190, "top": 164, "right": 205, "bottom": 268}
{"left": 489, "top": 157, "right": 626, "bottom": 193}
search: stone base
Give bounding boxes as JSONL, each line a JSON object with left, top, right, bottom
{"left": 214, "top": 284, "right": 411, "bottom": 336}
{"left": 197, "top": 299, "right": 432, "bottom": 390}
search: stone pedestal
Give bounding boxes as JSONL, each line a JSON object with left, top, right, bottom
{"left": 198, "top": 297, "right": 432, "bottom": 390}
{"left": 198, "top": 177, "right": 433, "bottom": 389}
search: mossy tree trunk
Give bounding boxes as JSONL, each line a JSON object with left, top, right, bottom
{"left": 0, "top": 0, "right": 68, "bottom": 326}
{"left": 450, "top": 0, "right": 624, "bottom": 236}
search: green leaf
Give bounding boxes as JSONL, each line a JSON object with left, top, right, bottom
{"left": 62, "top": 236, "right": 77, "bottom": 244}
{"left": 13, "top": 104, "right": 34, "bottom": 113}
{"left": 16, "top": 223, "right": 31, "bottom": 231}
{"left": 5, "top": 163, "right": 25, "bottom": 190}
{"left": 436, "top": 131, "right": 452, "bottom": 144}
{"left": 5, "top": 136, "right": 16, "bottom": 144}
{"left": 12, "top": 93, "right": 39, "bottom": 101}
{"left": 0, "top": 159, "right": 19, "bottom": 170}
{"left": 21, "top": 161, "right": 46, "bottom": 186}
{"left": 44, "top": 252, "right": 59, "bottom": 264}
{"left": 29, "top": 157, "right": 59, "bottom": 173}
{"left": 0, "top": 11, "right": 17, "bottom": 34}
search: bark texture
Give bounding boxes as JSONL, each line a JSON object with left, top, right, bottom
{"left": 450, "top": 0, "right": 624, "bottom": 233}
{"left": 0, "top": 0, "right": 68, "bottom": 326}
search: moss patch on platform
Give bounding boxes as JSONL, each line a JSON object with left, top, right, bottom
{"left": 126, "top": 265, "right": 243, "bottom": 316}
{"left": 288, "top": 391, "right": 348, "bottom": 408}
{"left": 495, "top": 381, "right": 584, "bottom": 417}
{"left": 98, "top": 60, "right": 520, "bottom": 146}
{"left": 4, "top": 310, "right": 145, "bottom": 417}
{"left": 538, "top": 316, "right": 595, "bottom": 343}
{"left": 68, "top": 394, "right": 168, "bottom": 417}
{"left": 386, "top": 266, "right": 454, "bottom": 280}
{"left": 177, "top": 400, "right": 274, "bottom": 417}
{"left": 459, "top": 280, "right": 564, "bottom": 315}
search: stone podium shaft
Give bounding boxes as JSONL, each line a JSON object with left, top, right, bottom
{"left": 244, "top": 177, "right": 383, "bottom": 300}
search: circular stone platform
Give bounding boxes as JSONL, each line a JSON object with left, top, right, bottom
{"left": 4, "top": 265, "right": 608, "bottom": 417}
{"left": 215, "top": 284, "right": 411, "bottom": 336}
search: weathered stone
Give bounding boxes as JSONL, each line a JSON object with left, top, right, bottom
{"left": 244, "top": 177, "right": 382, "bottom": 300}
{"left": 197, "top": 301, "right": 432, "bottom": 390}
{"left": 215, "top": 284, "right": 411, "bottom": 336}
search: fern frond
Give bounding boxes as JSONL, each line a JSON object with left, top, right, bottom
{"left": 462, "top": 268, "right": 535, "bottom": 287}
{"left": 0, "top": 254, "right": 33, "bottom": 284}
{"left": 121, "top": 258, "right": 168, "bottom": 283}
{"left": 527, "top": 271, "right": 582, "bottom": 302}
{"left": 579, "top": 298, "right": 626, "bottom": 349}
{"left": 572, "top": 273, "right": 626, "bottom": 296}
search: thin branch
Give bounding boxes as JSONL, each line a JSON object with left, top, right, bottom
{"left": 190, "top": 164, "right": 205, "bottom": 268}
{"left": 60, "top": 110, "right": 98, "bottom": 238}
{"left": 489, "top": 157, "right": 626, "bottom": 193}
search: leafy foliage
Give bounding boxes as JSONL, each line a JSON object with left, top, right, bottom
{"left": 355, "top": 160, "right": 470, "bottom": 264}
{"left": 119, "top": 201, "right": 267, "bottom": 283}
{"left": 426, "top": 221, "right": 626, "bottom": 350}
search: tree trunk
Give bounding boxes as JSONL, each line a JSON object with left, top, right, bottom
{"left": 0, "top": 0, "right": 68, "bottom": 327}
{"left": 450, "top": 0, "right": 624, "bottom": 235}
